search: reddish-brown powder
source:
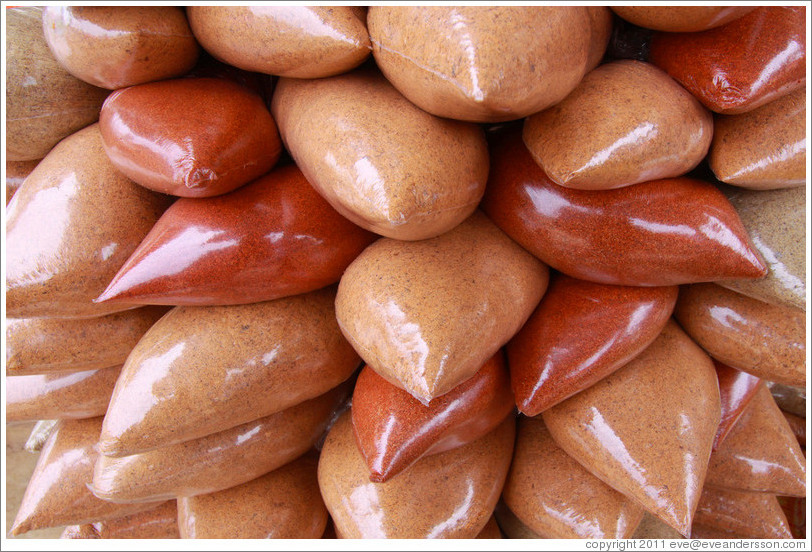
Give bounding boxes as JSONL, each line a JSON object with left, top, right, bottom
{"left": 692, "top": 487, "right": 792, "bottom": 539}
{"left": 507, "top": 273, "right": 677, "bottom": 415}
{"left": 713, "top": 361, "right": 762, "bottom": 450}
{"left": 99, "top": 77, "right": 281, "bottom": 197}
{"left": 96, "top": 164, "right": 377, "bottom": 306}
{"left": 649, "top": 7, "right": 806, "bottom": 114}
{"left": 481, "top": 128, "right": 767, "bottom": 286}
{"left": 351, "top": 352, "right": 513, "bottom": 482}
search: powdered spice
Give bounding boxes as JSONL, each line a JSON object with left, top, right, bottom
{"left": 716, "top": 185, "right": 806, "bottom": 311}
{"left": 705, "top": 385, "right": 806, "bottom": 497}
{"left": 6, "top": 7, "right": 109, "bottom": 161}
{"left": 42, "top": 7, "right": 200, "bottom": 90}
{"left": 6, "top": 306, "right": 168, "bottom": 375}
{"left": 675, "top": 283, "right": 806, "bottom": 387}
{"left": 99, "top": 286, "right": 359, "bottom": 456}
{"left": 92, "top": 384, "right": 349, "bottom": 503}
{"left": 318, "top": 412, "right": 514, "bottom": 539}
{"left": 100, "top": 77, "right": 281, "bottom": 197}
{"left": 709, "top": 88, "right": 806, "bottom": 189}
{"left": 507, "top": 273, "right": 677, "bottom": 415}
{"left": 523, "top": 60, "right": 713, "bottom": 190}
{"left": 271, "top": 68, "right": 489, "bottom": 241}
{"left": 95, "top": 164, "right": 376, "bottom": 306}
{"left": 61, "top": 501, "right": 179, "bottom": 539}
{"left": 713, "top": 361, "right": 762, "bottom": 451}
{"left": 5, "top": 124, "right": 171, "bottom": 319}
{"left": 482, "top": 128, "right": 767, "bottom": 286}
{"left": 336, "top": 211, "right": 548, "bottom": 403}
{"left": 351, "top": 353, "right": 513, "bottom": 482}
{"left": 178, "top": 451, "right": 327, "bottom": 538}
{"left": 187, "top": 6, "right": 371, "bottom": 79}
{"left": 692, "top": 487, "right": 793, "bottom": 539}
{"left": 649, "top": 7, "right": 806, "bottom": 114}
{"left": 503, "top": 416, "right": 644, "bottom": 539}
{"left": 543, "top": 321, "right": 720, "bottom": 537}
{"left": 368, "top": 6, "right": 595, "bottom": 122}
{"left": 11, "top": 418, "right": 163, "bottom": 536}
{"left": 6, "top": 365, "right": 122, "bottom": 422}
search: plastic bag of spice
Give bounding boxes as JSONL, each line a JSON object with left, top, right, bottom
{"left": 98, "top": 286, "right": 359, "bottom": 457}
{"left": 177, "top": 452, "right": 327, "bottom": 538}
{"left": 6, "top": 365, "right": 121, "bottom": 422}
{"left": 42, "top": 6, "right": 200, "bottom": 90}
{"left": 367, "top": 6, "right": 610, "bottom": 123}
{"left": 187, "top": 6, "right": 371, "bottom": 79}
{"left": 6, "top": 6, "right": 109, "bottom": 161}
{"left": 92, "top": 383, "right": 350, "bottom": 503}
{"left": 61, "top": 500, "right": 180, "bottom": 539}
{"left": 648, "top": 6, "right": 805, "bottom": 114}
{"left": 6, "top": 307, "right": 168, "bottom": 375}
{"left": 11, "top": 418, "right": 165, "bottom": 536}
{"left": 6, "top": 124, "right": 172, "bottom": 320}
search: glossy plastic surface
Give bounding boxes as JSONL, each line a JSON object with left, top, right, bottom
{"left": 611, "top": 6, "right": 756, "bottom": 32}
{"left": 271, "top": 68, "right": 489, "bottom": 241}
{"left": 6, "top": 7, "right": 109, "bottom": 161}
{"left": 188, "top": 6, "right": 370, "bottom": 78}
{"left": 710, "top": 89, "right": 806, "bottom": 190}
{"left": 508, "top": 273, "right": 677, "bottom": 415}
{"left": 649, "top": 7, "right": 806, "bottom": 114}
{"left": 42, "top": 7, "right": 200, "bottom": 89}
{"left": 10, "top": 418, "right": 163, "bottom": 536}
{"left": 96, "top": 164, "right": 376, "bottom": 306}
{"left": 5, "top": 124, "right": 171, "bottom": 319}
{"left": 99, "top": 287, "right": 359, "bottom": 457}
{"left": 523, "top": 60, "right": 712, "bottom": 190}
{"left": 482, "top": 128, "right": 767, "bottom": 286}
{"left": 675, "top": 283, "right": 806, "bottom": 387}
{"left": 336, "top": 211, "right": 549, "bottom": 404}
{"left": 543, "top": 321, "right": 720, "bottom": 537}
{"left": 99, "top": 77, "right": 280, "bottom": 198}
{"left": 92, "top": 385, "right": 348, "bottom": 503}
{"left": 503, "top": 416, "right": 644, "bottom": 539}
{"left": 713, "top": 361, "right": 762, "bottom": 451}
{"left": 351, "top": 353, "right": 513, "bottom": 482}
{"left": 318, "top": 412, "right": 514, "bottom": 539}
{"left": 705, "top": 385, "right": 806, "bottom": 497}
{"left": 6, "top": 307, "right": 168, "bottom": 375}
{"left": 6, "top": 365, "right": 121, "bottom": 422}
{"left": 368, "top": 7, "right": 594, "bottom": 123}
{"left": 6, "top": 159, "right": 40, "bottom": 205}
{"left": 716, "top": 185, "right": 806, "bottom": 311}
{"left": 62, "top": 501, "right": 180, "bottom": 539}
{"left": 178, "top": 452, "right": 327, "bottom": 538}
{"left": 692, "top": 486, "right": 792, "bottom": 539}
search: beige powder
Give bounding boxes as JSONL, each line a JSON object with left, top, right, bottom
{"left": 6, "top": 365, "right": 121, "bottom": 422}
{"left": 543, "top": 320, "right": 720, "bottom": 537}
{"left": 6, "top": 124, "right": 171, "bottom": 319}
{"left": 92, "top": 384, "right": 349, "bottom": 503}
{"left": 6, "top": 7, "right": 109, "bottom": 161}
{"left": 271, "top": 68, "right": 489, "bottom": 241}
{"left": 6, "top": 306, "right": 168, "bottom": 375}
{"left": 336, "top": 211, "right": 548, "bottom": 403}
{"left": 318, "top": 412, "right": 515, "bottom": 539}
{"left": 99, "top": 287, "right": 359, "bottom": 457}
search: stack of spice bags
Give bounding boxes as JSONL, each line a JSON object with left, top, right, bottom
{"left": 4, "top": 4, "right": 807, "bottom": 540}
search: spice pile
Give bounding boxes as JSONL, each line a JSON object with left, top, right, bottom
{"left": 4, "top": 4, "right": 807, "bottom": 541}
